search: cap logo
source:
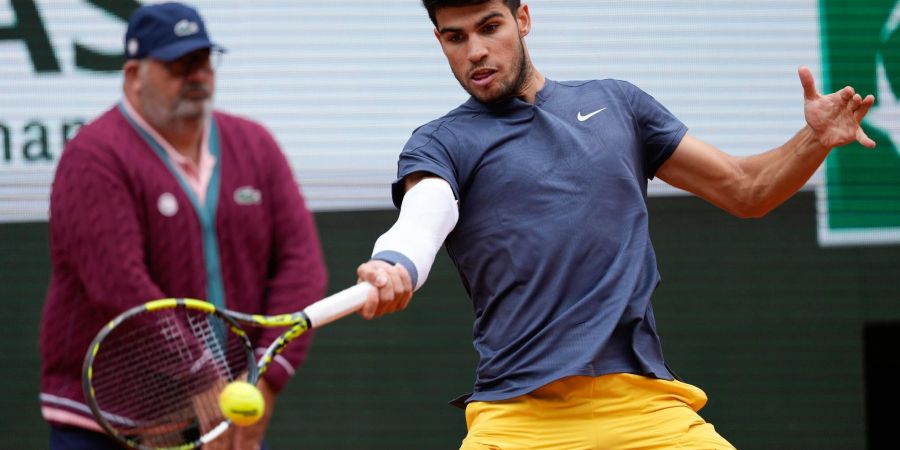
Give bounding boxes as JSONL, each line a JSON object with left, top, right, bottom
{"left": 173, "top": 19, "right": 199, "bottom": 37}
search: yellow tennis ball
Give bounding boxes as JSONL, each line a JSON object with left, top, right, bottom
{"left": 218, "top": 381, "right": 264, "bottom": 426}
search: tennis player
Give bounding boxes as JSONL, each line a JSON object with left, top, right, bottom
{"left": 355, "top": 1, "right": 876, "bottom": 448}
{"left": 37, "top": 3, "right": 327, "bottom": 449}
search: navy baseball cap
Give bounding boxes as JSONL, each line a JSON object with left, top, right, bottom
{"left": 124, "top": 2, "right": 224, "bottom": 61}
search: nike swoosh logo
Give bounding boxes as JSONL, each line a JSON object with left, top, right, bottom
{"left": 577, "top": 107, "right": 606, "bottom": 122}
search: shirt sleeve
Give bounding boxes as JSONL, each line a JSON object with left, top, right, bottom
{"left": 617, "top": 80, "right": 688, "bottom": 179}
{"left": 49, "top": 135, "right": 167, "bottom": 315}
{"left": 255, "top": 128, "right": 328, "bottom": 393}
{"left": 391, "top": 121, "right": 461, "bottom": 208}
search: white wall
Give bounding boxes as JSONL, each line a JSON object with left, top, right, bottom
{"left": 0, "top": 0, "right": 823, "bottom": 222}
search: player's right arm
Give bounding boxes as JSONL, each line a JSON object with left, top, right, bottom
{"left": 356, "top": 172, "right": 458, "bottom": 319}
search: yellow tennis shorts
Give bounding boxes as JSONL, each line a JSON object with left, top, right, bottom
{"left": 460, "top": 373, "right": 736, "bottom": 450}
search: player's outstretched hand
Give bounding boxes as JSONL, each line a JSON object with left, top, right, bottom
{"left": 800, "top": 66, "right": 876, "bottom": 149}
{"left": 356, "top": 260, "right": 413, "bottom": 319}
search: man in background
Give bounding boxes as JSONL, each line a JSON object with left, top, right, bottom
{"left": 38, "top": 3, "right": 327, "bottom": 449}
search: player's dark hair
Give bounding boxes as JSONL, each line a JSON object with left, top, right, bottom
{"left": 422, "top": 0, "right": 521, "bottom": 27}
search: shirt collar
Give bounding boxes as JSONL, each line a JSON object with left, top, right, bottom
{"left": 120, "top": 96, "right": 212, "bottom": 169}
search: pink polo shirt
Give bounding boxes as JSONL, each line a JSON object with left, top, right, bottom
{"left": 120, "top": 98, "right": 216, "bottom": 204}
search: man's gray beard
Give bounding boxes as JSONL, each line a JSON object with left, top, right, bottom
{"left": 142, "top": 97, "right": 211, "bottom": 133}
{"left": 173, "top": 98, "right": 212, "bottom": 122}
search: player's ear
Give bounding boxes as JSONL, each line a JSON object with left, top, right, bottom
{"left": 516, "top": 4, "right": 531, "bottom": 37}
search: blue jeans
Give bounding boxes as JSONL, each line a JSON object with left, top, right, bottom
{"left": 50, "top": 425, "right": 269, "bottom": 449}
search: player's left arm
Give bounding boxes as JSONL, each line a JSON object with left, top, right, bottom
{"left": 656, "top": 66, "right": 875, "bottom": 218}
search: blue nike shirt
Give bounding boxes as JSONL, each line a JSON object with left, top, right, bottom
{"left": 391, "top": 79, "right": 688, "bottom": 404}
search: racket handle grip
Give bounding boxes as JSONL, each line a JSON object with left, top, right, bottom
{"left": 304, "top": 282, "right": 372, "bottom": 328}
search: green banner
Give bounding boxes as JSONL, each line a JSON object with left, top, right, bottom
{"left": 819, "top": 0, "right": 900, "bottom": 245}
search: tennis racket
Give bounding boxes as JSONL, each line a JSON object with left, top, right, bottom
{"left": 82, "top": 282, "right": 372, "bottom": 450}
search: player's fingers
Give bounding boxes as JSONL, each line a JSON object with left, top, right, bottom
{"left": 356, "top": 263, "right": 389, "bottom": 319}
{"left": 857, "top": 127, "right": 876, "bottom": 149}
{"left": 838, "top": 86, "right": 855, "bottom": 103}
{"left": 798, "top": 66, "right": 819, "bottom": 101}
{"left": 373, "top": 272, "right": 398, "bottom": 317}
{"left": 398, "top": 292, "right": 413, "bottom": 312}
{"left": 374, "top": 274, "right": 396, "bottom": 318}
{"left": 359, "top": 280, "right": 380, "bottom": 320}
{"left": 855, "top": 95, "right": 875, "bottom": 122}
{"left": 397, "top": 264, "right": 414, "bottom": 310}
{"left": 356, "top": 262, "right": 389, "bottom": 287}
{"left": 383, "top": 267, "right": 406, "bottom": 314}
{"left": 850, "top": 93, "right": 862, "bottom": 110}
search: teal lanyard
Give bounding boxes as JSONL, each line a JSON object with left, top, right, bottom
{"left": 118, "top": 102, "right": 226, "bottom": 310}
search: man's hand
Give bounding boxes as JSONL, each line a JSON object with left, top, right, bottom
{"left": 356, "top": 260, "right": 414, "bottom": 319}
{"left": 231, "top": 379, "right": 276, "bottom": 450}
{"left": 800, "top": 66, "right": 876, "bottom": 149}
{"left": 193, "top": 380, "right": 233, "bottom": 450}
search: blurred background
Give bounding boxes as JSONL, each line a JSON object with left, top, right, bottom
{"left": 1, "top": 0, "right": 898, "bottom": 448}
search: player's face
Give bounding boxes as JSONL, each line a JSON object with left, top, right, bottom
{"left": 434, "top": 1, "right": 532, "bottom": 104}
{"left": 137, "top": 49, "right": 216, "bottom": 129}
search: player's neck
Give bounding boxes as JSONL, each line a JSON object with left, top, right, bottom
{"left": 517, "top": 68, "right": 545, "bottom": 104}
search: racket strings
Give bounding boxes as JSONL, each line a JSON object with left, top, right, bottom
{"left": 89, "top": 308, "right": 251, "bottom": 447}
